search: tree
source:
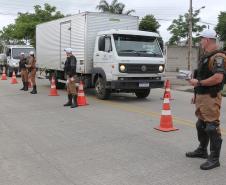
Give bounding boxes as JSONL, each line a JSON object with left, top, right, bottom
{"left": 139, "top": 15, "right": 160, "bottom": 33}
{"left": 0, "top": 3, "right": 64, "bottom": 46}
{"left": 0, "top": 24, "right": 24, "bottom": 45}
{"left": 139, "top": 15, "right": 163, "bottom": 50}
{"left": 216, "top": 12, "right": 226, "bottom": 49}
{"left": 167, "top": 9, "right": 206, "bottom": 45}
{"left": 0, "top": 24, "right": 16, "bottom": 43}
{"left": 96, "top": 0, "right": 135, "bottom": 15}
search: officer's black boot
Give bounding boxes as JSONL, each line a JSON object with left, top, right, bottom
{"left": 24, "top": 82, "right": 28, "bottom": 91}
{"left": 71, "top": 95, "right": 78, "bottom": 108}
{"left": 30, "top": 85, "right": 37, "bottom": 94}
{"left": 186, "top": 119, "right": 209, "bottom": 159}
{"left": 64, "top": 94, "right": 72, "bottom": 106}
{"left": 200, "top": 122, "right": 222, "bottom": 170}
{"left": 20, "top": 82, "right": 25, "bottom": 90}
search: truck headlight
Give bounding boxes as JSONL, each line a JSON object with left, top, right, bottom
{"left": 119, "top": 65, "right": 126, "bottom": 72}
{"left": 159, "top": 65, "right": 164, "bottom": 72}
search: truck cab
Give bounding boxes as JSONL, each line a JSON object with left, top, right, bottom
{"left": 4, "top": 45, "right": 35, "bottom": 76}
{"left": 0, "top": 53, "right": 7, "bottom": 73}
{"left": 92, "top": 30, "right": 165, "bottom": 99}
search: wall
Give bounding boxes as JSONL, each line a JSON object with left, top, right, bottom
{"left": 166, "top": 45, "right": 200, "bottom": 72}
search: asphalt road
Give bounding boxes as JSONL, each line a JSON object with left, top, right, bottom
{"left": 0, "top": 78, "right": 226, "bottom": 185}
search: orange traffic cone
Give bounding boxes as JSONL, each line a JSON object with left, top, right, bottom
{"left": 161, "top": 79, "right": 173, "bottom": 100}
{"left": 1, "top": 67, "right": 7, "bottom": 80}
{"left": 154, "top": 93, "right": 178, "bottom": 132}
{"left": 10, "top": 71, "right": 18, "bottom": 84}
{"left": 77, "top": 81, "right": 88, "bottom": 106}
{"left": 48, "top": 76, "right": 59, "bottom": 96}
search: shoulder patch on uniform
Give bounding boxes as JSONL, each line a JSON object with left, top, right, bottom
{"left": 215, "top": 56, "right": 224, "bottom": 66}
{"left": 217, "top": 61, "right": 222, "bottom": 67}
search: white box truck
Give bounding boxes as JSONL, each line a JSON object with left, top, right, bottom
{"left": 4, "top": 45, "right": 35, "bottom": 76}
{"left": 36, "top": 12, "right": 165, "bottom": 99}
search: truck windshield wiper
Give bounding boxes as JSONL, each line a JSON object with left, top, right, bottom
{"left": 119, "top": 49, "right": 137, "bottom": 53}
{"left": 138, "top": 50, "right": 162, "bottom": 56}
{"left": 137, "top": 50, "right": 157, "bottom": 54}
{"left": 137, "top": 50, "right": 148, "bottom": 53}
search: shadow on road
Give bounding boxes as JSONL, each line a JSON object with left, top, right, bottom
{"left": 85, "top": 89, "right": 154, "bottom": 103}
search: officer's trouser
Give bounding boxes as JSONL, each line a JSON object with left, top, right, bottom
{"left": 29, "top": 69, "right": 36, "bottom": 86}
{"left": 195, "top": 92, "right": 222, "bottom": 134}
{"left": 21, "top": 68, "right": 28, "bottom": 82}
{"left": 66, "top": 76, "right": 77, "bottom": 95}
{"left": 195, "top": 93, "right": 222, "bottom": 123}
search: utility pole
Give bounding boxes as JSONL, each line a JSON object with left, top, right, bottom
{"left": 188, "top": 0, "right": 193, "bottom": 70}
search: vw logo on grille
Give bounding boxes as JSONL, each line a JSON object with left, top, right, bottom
{"left": 141, "top": 65, "right": 147, "bottom": 72}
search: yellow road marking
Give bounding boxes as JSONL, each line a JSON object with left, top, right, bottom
{"left": 91, "top": 97, "right": 226, "bottom": 136}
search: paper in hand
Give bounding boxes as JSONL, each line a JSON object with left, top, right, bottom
{"left": 176, "top": 70, "right": 192, "bottom": 80}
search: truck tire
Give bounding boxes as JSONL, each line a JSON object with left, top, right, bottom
{"left": 135, "top": 89, "right": 150, "bottom": 99}
{"left": 7, "top": 67, "right": 12, "bottom": 77}
{"left": 56, "top": 81, "right": 65, "bottom": 89}
{"left": 95, "top": 77, "right": 110, "bottom": 99}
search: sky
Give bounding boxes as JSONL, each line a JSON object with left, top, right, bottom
{"left": 0, "top": 0, "right": 225, "bottom": 42}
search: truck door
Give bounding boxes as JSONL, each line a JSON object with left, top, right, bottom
{"left": 60, "top": 20, "right": 71, "bottom": 69}
{"left": 6, "top": 48, "right": 11, "bottom": 65}
{"left": 94, "top": 36, "right": 113, "bottom": 79}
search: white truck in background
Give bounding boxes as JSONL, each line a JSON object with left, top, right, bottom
{"left": 4, "top": 45, "right": 35, "bottom": 76}
{"left": 0, "top": 53, "right": 7, "bottom": 73}
{"left": 36, "top": 12, "right": 165, "bottom": 99}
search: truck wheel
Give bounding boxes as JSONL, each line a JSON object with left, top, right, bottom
{"left": 7, "top": 68, "right": 12, "bottom": 77}
{"left": 56, "top": 81, "right": 65, "bottom": 89}
{"left": 135, "top": 89, "right": 150, "bottom": 99}
{"left": 95, "top": 77, "right": 110, "bottom": 99}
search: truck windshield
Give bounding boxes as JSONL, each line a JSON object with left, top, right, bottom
{"left": 113, "top": 34, "right": 163, "bottom": 57}
{"left": 12, "top": 48, "right": 34, "bottom": 59}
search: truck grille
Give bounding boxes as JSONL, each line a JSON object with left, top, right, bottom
{"left": 119, "top": 64, "right": 162, "bottom": 74}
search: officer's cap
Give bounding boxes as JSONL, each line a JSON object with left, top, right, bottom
{"left": 199, "top": 29, "right": 217, "bottom": 39}
{"left": 29, "top": 51, "right": 34, "bottom": 55}
{"left": 64, "top": 48, "right": 73, "bottom": 53}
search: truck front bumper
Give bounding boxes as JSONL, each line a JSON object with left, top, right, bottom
{"left": 106, "top": 79, "right": 164, "bottom": 90}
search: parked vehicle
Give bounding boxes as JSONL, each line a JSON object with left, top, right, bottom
{"left": 0, "top": 53, "right": 7, "bottom": 73}
{"left": 36, "top": 12, "right": 165, "bottom": 99}
{"left": 4, "top": 45, "right": 35, "bottom": 76}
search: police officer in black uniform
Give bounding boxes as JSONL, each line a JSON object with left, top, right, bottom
{"left": 19, "top": 52, "right": 28, "bottom": 91}
{"left": 186, "top": 29, "right": 226, "bottom": 170}
{"left": 63, "top": 48, "right": 78, "bottom": 108}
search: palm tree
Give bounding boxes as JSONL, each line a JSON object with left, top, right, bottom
{"left": 96, "top": 0, "right": 135, "bottom": 15}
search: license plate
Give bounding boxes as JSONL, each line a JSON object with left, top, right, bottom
{"left": 139, "top": 83, "right": 149, "bottom": 87}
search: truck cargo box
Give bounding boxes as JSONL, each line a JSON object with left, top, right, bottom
{"left": 36, "top": 12, "right": 138, "bottom": 74}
